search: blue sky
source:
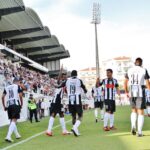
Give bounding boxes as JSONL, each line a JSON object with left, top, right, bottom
{"left": 24, "top": 0, "right": 150, "bottom": 24}
{"left": 101, "top": 0, "right": 150, "bottom": 24}
{"left": 24, "top": 0, "right": 150, "bottom": 70}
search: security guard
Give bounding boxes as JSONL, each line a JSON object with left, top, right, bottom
{"left": 28, "top": 94, "right": 39, "bottom": 123}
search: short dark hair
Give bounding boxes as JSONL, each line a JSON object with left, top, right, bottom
{"left": 106, "top": 69, "right": 113, "bottom": 73}
{"left": 135, "top": 57, "right": 143, "bottom": 66}
{"left": 71, "top": 70, "right": 77, "bottom": 77}
{"left": 62, "top": 73, "right": 67, "bottom": 76}
{"left": 13, "top": 77, "right": 19, "bottom": 83}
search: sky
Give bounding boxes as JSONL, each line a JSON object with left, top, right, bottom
{"left": 24, "top": 0, "right": 150, "bottom": 71}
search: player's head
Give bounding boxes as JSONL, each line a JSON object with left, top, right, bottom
{"left": 71, "top": 70, "right": 77, "bottom": 77}
{"left": 106, "top": 69, "right": 113, "bottom": 78}
{"left": 13, "top": 77, "right": 19, "bottom": 84}
{"left": 135, "top": 57, "right": 143, "bottom": 66}
{"left": 61, "top": 73, "right": 67, "bottom": 80}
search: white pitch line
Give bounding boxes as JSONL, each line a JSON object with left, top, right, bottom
{"left": 2, "top": 119, "right": 72, "bottom": 150}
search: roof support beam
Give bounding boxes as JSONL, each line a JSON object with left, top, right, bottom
{"left": 11, "top": 35, "right": 50, "bottom": 44}
{"left": 17, "top": 45, "right": 59, "bottom": 53}
{"left": 33, "top": 52, "right": 70, "bottom": 62}
{"left": 0, "top": 6, "right": 25, "bottom": 16}
{"left": 36, "top": 55, "right": 69, "bottom": 63}
{"left": 0, "top": 27, "right": 42, "bottom": 39}
{"left": 29, "top": 51, "right": 65, "bottom": 59}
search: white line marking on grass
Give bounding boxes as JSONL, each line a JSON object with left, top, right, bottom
{"left": 2, "top": 119, "right": 72, "bottom": 150}
{"left": 2, "top": 110, "right": 92, "bottom": 150}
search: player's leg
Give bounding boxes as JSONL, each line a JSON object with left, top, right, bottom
{"left": 6, "top": 105, "right": 20, "bottom": 142}
{"left": 72, "top": 105, "right": 83, "bottom": 136}
{"left": 137, "top": 109, "right": 144, "bottom": 137}
{"left": 137, "top": 98, "right": 145, "bottom": 137}
{"left": 46, "top": 112, "right": 56, "bottom": 136}
{"left": 69, "top": 105, "right": 76, "bottom": 125}
{"left": 130, "top": 98, "right": 137, "bottom": 135}
{"left": 100, "top": 101, "right": 104, "bottom": 121}
{"left": 94, "top": 108, "right": 98, "bottom": 122}
{"left": 109, "top": 100, "right": 116, "bottom": 130}
{"left": 59, "top": 112, "right": 71, "bottom": 135}
{"left": 103, "top": 100, "right": 110, "bottom": 131}
{"left": 147, "top": 106, "right": 150, "bottom": 117}
{"left": 13, "top": 106, "right": 21, "bottom": 139}
{"left": 94, "top": 100, "right": 98, "bottom": 122}
{"left": 5, "top": 119, "right": 16, "bottom": 142}
{"left": 146, "top": 101, "right": 150, "bottom": 117}
{"left": 14, "top": 120, "right": 21, "bottom": 139}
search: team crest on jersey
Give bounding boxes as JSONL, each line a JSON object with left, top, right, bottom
{"left": 106, "top": 84, "right": 114, "bottom": 88}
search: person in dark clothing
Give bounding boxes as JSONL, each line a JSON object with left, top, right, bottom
{"left": 28, "top": 94, "right": 40, "bottom": 123}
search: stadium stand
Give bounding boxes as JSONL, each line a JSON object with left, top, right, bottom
{"left": 0, "top": 0, "right": 70, "bottom": 126}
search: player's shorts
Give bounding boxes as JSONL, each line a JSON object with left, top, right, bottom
{"left": 104, "top": 99, "right": 116, "bottom": 113}
{"left": 50, "top": 95, "right": 64, "bottom": 115}
{"left": 94, "top": 101, "right": 104, "bottom": 109}
{"left": 130, "top": 97, "right": 146, "bottom": 109}
{"left": 50, "top": 103, "right": 64, "bottom": 115}
{"left": 7, "top": 105, "right": 21, "bottom": 119}
{"left": 69, "top": 104, "right": 83, "bottom": 117}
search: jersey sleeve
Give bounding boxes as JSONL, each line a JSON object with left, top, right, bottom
{"left": 57, "top": 80, "right": 66, "bottom": 88}
{"left": 80, "top": 79, "right": 87, "bottom": 93}
{"left": 125, "top": 73, "right": 129, "bottom": 79}
{"left": 18, "top": 85, "right": 23, "bottom": 93}
{"left": 100, "top": 79, "right": 104, "bottom": 86}
{"left": 145, "top": 69, "right": 150, "bottom": 80}
{"left": 3, "top": 88, "right": 7, "bottom": 95}
{"left": 91, "top": 88, "right": 94, "bottom": 94}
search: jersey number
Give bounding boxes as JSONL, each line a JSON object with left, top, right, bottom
{"left": 70, "top": 85, "right": 76, "bottom": 94}
{"left": 131, "top": 74, "right": 138, "bottom": 84}
{"left": 9, "top": 89, "right": 14, "bottom": 99}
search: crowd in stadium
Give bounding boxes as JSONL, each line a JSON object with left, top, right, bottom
{"left": 0, "top": 56, "right": 56, "bottom": 96}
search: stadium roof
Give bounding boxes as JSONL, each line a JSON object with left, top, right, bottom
{"left": 28, "top": 45, "right": 66, "bottom": 57}
{"left": 15, "top": 35, "right": 59, "bottom": 51}
{"left": 6, "top": 26, "right": 51, "bottom": 44}
{"left": 0, "top": 0, "right": 25, "bottom": 16}
{"left": 35, "top": 51, "right": 70, "bottom": 62}
{"left": 0, "top": 44, "right": 49, "bottom": 72}
{"left": 28, "top": 45, "right": 70, "bottom": 61}
{"left": 0, "top": 7, "right": 43, "bottom": 38}
{"left": 0, "top": 0, "right": 70, "bottom": 64}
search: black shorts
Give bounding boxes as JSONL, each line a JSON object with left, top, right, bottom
{"left": 130, "top": 97, "right": 146, "bottom": 109}
{"left": 104, "top": 100, "right": 116, "bottom": 113}
{"left": 69, "top": 105, "right": 83, "bottom": 117}
{"left": 50, "top": 103, "right": 64, "bottom": 115}
{"left": 94, "top": 101, "right": 104, "bottom": 109}
{"left": 7, "top": 105, "right": 21, "bottom": 119}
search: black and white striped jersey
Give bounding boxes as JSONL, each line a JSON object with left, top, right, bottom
{"left": 101, "top": 78, "right": 119, "bottom": 101}
{"left": 125, "top": 66, "right": 149, "bottom": 97}
{"left": 3, "top": 84, "right": 22, "bottom": 107}
{"left": 66, "top": 77, "right": 87, "bottom": 105}
{"left": 52, "top": 88, "right": 63, "bottom": 104}
{"left": 91, "top": 86, "right": 103, "bottom": 102}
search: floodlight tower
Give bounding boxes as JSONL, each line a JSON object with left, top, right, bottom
{"left": 91, "top": 2, "right": 101, "bottom": 78}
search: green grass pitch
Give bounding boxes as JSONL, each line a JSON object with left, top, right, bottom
{"left": 0, "top": 106, "right": 150, "bottom": 150}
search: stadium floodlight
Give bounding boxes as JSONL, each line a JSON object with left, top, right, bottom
{"left": 91, "top": 2, "right": 101, "bottom": 78}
